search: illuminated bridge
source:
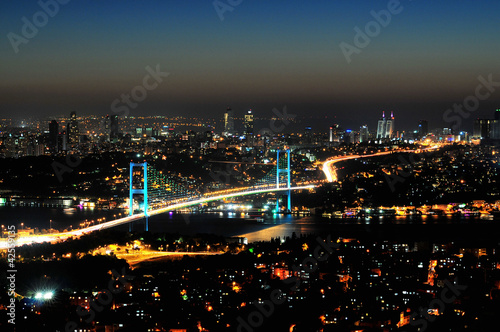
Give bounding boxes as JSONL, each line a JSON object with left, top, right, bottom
{"left": 3, "top": 150, "right": 316, "bottom": 247}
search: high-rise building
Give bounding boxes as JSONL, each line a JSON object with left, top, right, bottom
{"left": 329, "top": 124, "right": 341, "bottom": 144}
{"left": 376, "top": 111, "right": 395, "bottom": 140}
{"left": 304, "top": 126, "right": 313, "bottom": 144}
{"left": 418, "top": 120, "right": 428, "bottom": 138}
{"left": 61, "top": 130, "right": 68, "bottom": 151}
{"left": 343, "top": 130, "right": 356, "bottom": 144}
{"left": 472, "top": 110, "right": 500, "bottom": 140}
{"left": 474, "top": 119, "right": 500, "bottom": 140}
{"left": 49, "top": 120, "right": 58, "bottom": 153}
{"left": 67, "top": 111, "right": 80, "bottom": 145}
{"left": 244, "top": 109, "right": 254, "bottom": 136}
{"left": 223, "top": 107, "right": 234, "bottom": 135}
{"left": 360, "top": 125, "right": 369, "bottom": 143}
{"left": 473, "top": 119, "right": 492, "bottom": 139}
{"left": 27, "top": 138, "right": 45, "bottom": 157}
{"left": 110, "top": 115, "right": 119, "bottom": 139}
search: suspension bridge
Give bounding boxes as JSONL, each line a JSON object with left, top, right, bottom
{"left": 129, "top": 149, "right": 305, "bottom": 231}
{"left": 3, "top": 150, "right": 316, "bottom": 247}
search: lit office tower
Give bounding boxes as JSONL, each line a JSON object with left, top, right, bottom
{"left": 492, "top": 110, "right": 500, "bottom": 139}
{"left": 328, "top": 124, "right": 341, "bottom": 144}
{"left": 360, "top": 125, "right": 369, "bottom": 143}
{"left": 376, "top": 111, "right": 395, "bottom": 140}
{"left": 386, "top": 111, "right": 395, "bottom": 138}
{"left": 474, "top": 119, "right": 492, "bottom": 139}
{"left": 110, "top": 115, "right": 119, "bottom": 139}
{"left": 244, "top": 109, "right": 254, "bottom": 136}
{"left": 67, "top": 111, "right": 80, "bottom": 145}
{"left": 418, "top": 120, "right": 428, "bottom": 138}
{"left": 223, "top": 107, "right": 234, "bottom": 135}
{"left": 49, "top": 120, "right": 58, "bottom": 152}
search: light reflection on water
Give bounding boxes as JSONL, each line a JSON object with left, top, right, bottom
{"left": 1, "top": 206, "right": 497, "bottom": 243}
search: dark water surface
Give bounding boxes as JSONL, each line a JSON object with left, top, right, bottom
{"left": 1, "top": 206, "right": 499, "bottom": 244}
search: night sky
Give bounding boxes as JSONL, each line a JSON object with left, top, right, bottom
{"left": 1, "top": 0, "right": 500, "bottom": 131}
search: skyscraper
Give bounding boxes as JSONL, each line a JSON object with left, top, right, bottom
{"left": 376, "top": 111, "right": 395, "bottom": 140}
{"left": 330, "top": 124, "right": 341, "bottom": 143}
{"left": 223, "top": 107, "right": 234, "bottom": 135}
{"left": 472, "top": 110, "right": 500, "bottom": 140}
{"left": 473, "top": 119, "right": 491, "bottom": 139}
{"left": 110, "top": 115, "right": 119, "bottom": 139}
{"left": 49, "top": 120, "right": 58, "bottom": 153}
{"left": 360, "top": 125, "right": 369, "bottom": 143}
{"left": 304, "top": 126, "right": 313, "bottom": 144}
{"left": 418, "top": 120, "right": 428, "bottom": 138}
{"left": 67, "top": 111, "right": 80, "bottom": 145}
{"left": 244, "top": 109, "right": 254, "bottom": 136}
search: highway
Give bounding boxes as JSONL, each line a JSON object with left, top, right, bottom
{"left": 115, "top": 250, "right": 224, "bottom": 267}
{"left": 0, "top": 184, "right": 316, "bottom": 249}
{"left": 322, "top": 146, "right": 439, "bottom": 183}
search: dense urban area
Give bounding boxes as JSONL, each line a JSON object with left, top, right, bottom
{"left": 1, "top": 110, "right": 500, "bottom": 331}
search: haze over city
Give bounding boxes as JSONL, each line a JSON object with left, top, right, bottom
{"left": 1, "top": 0, "right": 500, "bottom": 130}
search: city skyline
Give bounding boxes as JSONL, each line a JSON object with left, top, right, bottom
{"left": 1, "top": 1, "right": 500, "bottom": 131}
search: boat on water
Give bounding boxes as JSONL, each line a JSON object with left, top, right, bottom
{"left": 480, "top": 213, "right": 494, "bottom": 220}
{"left": 247, "top": 208, "right": 266, "bottom": 218}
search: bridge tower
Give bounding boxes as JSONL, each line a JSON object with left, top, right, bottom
{"left": 276, "top": 149, "right": 291, "bottom": 213}
{"left": 129, "top": 162, "right": 149, "bottom": 231}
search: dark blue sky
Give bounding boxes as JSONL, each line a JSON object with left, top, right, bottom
{"left": 1, "top": 0, "right": 500, "bottom": 131}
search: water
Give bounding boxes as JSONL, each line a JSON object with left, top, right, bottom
{"left": 1, "top": 206, "right": 499, "bottom": 244}
{"left": 0, "top": 206, "right": 127, "bottom": 231}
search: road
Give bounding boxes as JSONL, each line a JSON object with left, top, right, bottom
{"left": 115, "top": 250, "right": 224, "bottom": 266}
{"left": 322, "top": 146, "right": 439, "bottom": 183}
{"left": 0, "top": 184, "right": 316, "bottom": 249}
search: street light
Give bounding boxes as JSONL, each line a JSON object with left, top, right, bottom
{"left": 34, "top": 291, "right": 54, "bottom": 301}
{"left": 49, "top": 220, "right": 52, "bottom": 231}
